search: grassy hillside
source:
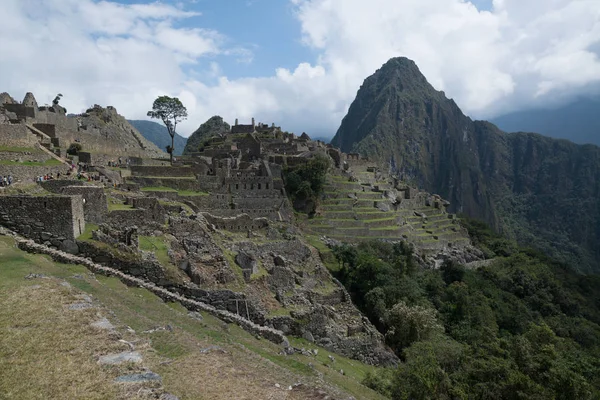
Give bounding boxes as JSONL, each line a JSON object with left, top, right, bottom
{"left": 324, "top": 221, "right": 600, "bottom": 399}
{"left": 0, "top": 235, "right": 386, "bottom": 400}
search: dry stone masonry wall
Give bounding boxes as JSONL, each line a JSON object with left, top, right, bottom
{"left": 0, "top": 195, "right": 85, "bottom": 252}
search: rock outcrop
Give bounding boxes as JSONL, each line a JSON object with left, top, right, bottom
{"left": 183, "top": 116, "right": 231, "bottom": 155}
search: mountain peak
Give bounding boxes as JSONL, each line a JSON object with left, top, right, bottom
{"left": 364, "top": 57, "right": 435, "bottom": 96}
{"left": 331, "top": 57, "right": 600, "bottom": 273}
{"left": 331, "top": 56, "right": 444, "bottom": 152}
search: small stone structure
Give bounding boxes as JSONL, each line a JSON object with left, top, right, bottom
{"left": 40, "top": 180, "right": 108, "bottom": 224}
{"left": 0, "top": 195, "right": 85, "bottom": 251}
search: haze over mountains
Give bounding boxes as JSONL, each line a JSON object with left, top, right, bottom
{"left": 492, "top": 97, "right": 600, "bottom": 146}
{"left": 332, "top": 57, "right": 600, "bottom": 273}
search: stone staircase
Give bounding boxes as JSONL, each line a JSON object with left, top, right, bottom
{"left": 25, "top": 123, "right": 69, "bottom": 163}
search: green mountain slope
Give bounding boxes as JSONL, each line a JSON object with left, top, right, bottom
{"left": 128, "top": 120, "right": 187, "bottom": 156}
{"left": 182, "top": 116, "right": 230, "bottom": 156}
{"left": 331, "top": 57, "right": 600, "bottom": 273}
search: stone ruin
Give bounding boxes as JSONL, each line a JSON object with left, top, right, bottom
{"left": 0, "top": 103, "right": 479, "bottom": 367}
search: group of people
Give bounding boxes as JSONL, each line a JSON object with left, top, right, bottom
{"left": 0, "top": 175, "right": 13, "bottom": 187}
{"left": 36, "top": 173, "right": 61, "bottom": 182}
{"left": 107, "top": 157, "right": 130, "bottom": 168}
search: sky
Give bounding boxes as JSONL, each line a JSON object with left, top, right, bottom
{"left": 0, "top": 0, "right": 599, "bottom": 138}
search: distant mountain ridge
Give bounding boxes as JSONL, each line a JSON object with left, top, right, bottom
{"left": 491, "top": 97, "right": 600, "bottom": 146}
{"left": 128, "top": 120, "right": 187, "bottom": 156}
{"left": 332, "top": 57, "right": 600, "bottom": 273}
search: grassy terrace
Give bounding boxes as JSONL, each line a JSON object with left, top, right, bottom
{"left": 141, "top": 186, "right": 177, "bottom": 192}
{"left": 307, "top": 165, "right": 469, "bottom": 245}
{"left": 0, "top": 146, "right": 42, "bottom": 153}
{"left": 0, "top": 159, "right": 62, "bottom": 166}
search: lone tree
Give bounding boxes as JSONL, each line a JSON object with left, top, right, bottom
{"left": 147, "top": 96, "right": 187, "bottom": 163}
{"left": 52, "top": 93, "right": 63, "bottom": 106}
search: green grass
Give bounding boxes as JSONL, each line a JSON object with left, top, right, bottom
{"left": 139, "top": 186, "right": 208, "bottom": 196}
{"left": 138, "top": 236, "right": 170, "bottom": 266}
{"left": 364, "top": 217, "right": 398, "bottom": 223}
{"left": 140, "top": 186, "right": 177, "bottom": 192}
{"left": 78, "top": 223, "right": 98, "bottom": 241}
{"left": 0, "top": 146, "right": 41, "bottom": 153}
{"left": 138, "top": 235, "right": 187, "bottom": 284}
{"left": 0, "top": 159, "right": 62, "bottom": 166}
{"left": 370, "top": 226, "right": 401, "bottom": 231}
{"left": 108, "top": 202, "right": 134, "bottom": 211}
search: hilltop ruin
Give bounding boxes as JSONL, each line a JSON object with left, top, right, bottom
{"left": 0, "top": 96, "right": 481, "bottom": 366}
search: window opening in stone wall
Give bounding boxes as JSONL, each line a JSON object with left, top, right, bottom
{"left": 258, "top": 183, "right": 261, "bottom": 190}
{"left": 44, "top": 201, "right": 47, "bottom": 208}
{"left": 266, "top": 183, "right": 269, "bottom": 189}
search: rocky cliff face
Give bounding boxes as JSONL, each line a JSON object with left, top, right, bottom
{"left": 183, "top": 116, "right": 231, "bottom": 155}
{"left": 332, "top": 57, "right": 600, "bottom": 273}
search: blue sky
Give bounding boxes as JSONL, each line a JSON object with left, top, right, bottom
{"left": 0, "top": 0, "right": 598, "bottom": 138}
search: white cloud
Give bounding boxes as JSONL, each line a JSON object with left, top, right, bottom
{"left": 0, "top": 0, "right": 599, "bottom": 140}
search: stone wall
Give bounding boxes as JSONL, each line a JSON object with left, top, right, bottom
{"left": 39, "top": 180, "right": 108, "bottom": 224}
{"left": 106, "top": 209, "right": 165, "bottom": 231}
{"left": 206, "top": 208, "right": 280, "bottom": 220}
{"left": 3, "top": 104, "right": 36, "bottom": 120}
{"left": 34, "top": 109, "right": 78, "bottom": 132}
{"left": 0, "top": 149, "right": 51, "bottom": 163}
{"left": 130, "top": 197, "right": 164, "bottom": 222}
{"left": 202, "top": 213, "right": 269, "bottom": 231}
{"left": 77, "top": 240, "right": 167, "bottom": 283}
{"left": 129, "top": 176, "right": 203, "bottom": 192}
{"left": 0, "top": 124, "right": 38, "bottom": 147}
{"left": 130, "top": 166, "right": 196, "bottom": 178}
{"left": 0, "top": 195, "right": 85, "bottom": 250}
{"left": 61, "top": 186, "right": 108, "bottom": 224}
{"left": 0, "top": 164, "right": 68, "bottom": 184}
{"left": 128, "top": 157, "right": 171, "bottom": 166}
{"left": 32, "top": 123, "right": 56, "bottom": 138}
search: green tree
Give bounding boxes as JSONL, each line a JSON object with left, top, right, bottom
{"left": 147, "top": 96, "right": 188, "bottom": 163}
{"left": 385, "top": 301, "right": 444, "bottom": 352}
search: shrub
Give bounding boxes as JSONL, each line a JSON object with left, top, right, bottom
{"left": 66, "top": 142, "right": 82, "bottom": 155}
